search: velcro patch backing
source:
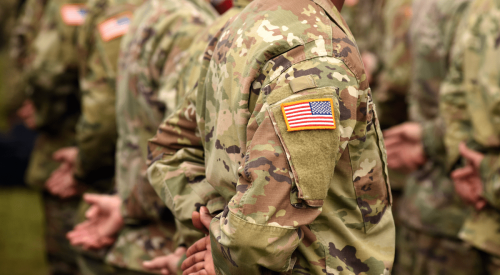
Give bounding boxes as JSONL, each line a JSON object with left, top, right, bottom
{"left": 281, "top": 98, "right": 336, "bottom": 132}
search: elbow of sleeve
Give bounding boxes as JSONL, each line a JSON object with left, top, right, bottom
{"left": 209, "top": 210, "right": 300, "bottom": 274}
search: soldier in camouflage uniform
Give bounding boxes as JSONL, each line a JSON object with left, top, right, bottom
{"left": 67, "top": 0, "right": 219, "bottom": 274}
{"left": 383, "top": 0, "right": 489, "bottom": 273}
{"left": 373, "top": 1, "right": 412, "bottom": 259}
{"left": 146, "top": 1, "right": 251, "bottom": 271}
{"left": 13, "top": 0, "right": 88, "bottom": 274}
{"left": 151, "top": 0, "right": 395, "bottom": 274}
{"left": 440, "top": 0, "right": 500, "bottom": 272}
{"left": 106, "top": 0, "right": 217, "bottom": 272}
{"left": 54, "top": 0, "right": 147, "bottom": 273}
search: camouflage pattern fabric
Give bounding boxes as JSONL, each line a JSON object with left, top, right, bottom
{"left": 5, "top": 0, "right": 47, "bottom": 119}
{"left": 108, "top": 0, "right": 218, "bottom": 271}
{"left": 398, "top": 0, "right": 472, "bottom": 237}
{"left": 44, "top": 193, "right": 82, "bottom": 275}
{"left": 440, "top": 0, "right": 500, "bottom": 261}
{"left": 147, "top": 0, "right": 251, "bottom": 247}
{"left": 394, "top": 225, "right": 485, "bottom": 275}
{"left": 196, "top": 0, "right": 395, "bottom": 273}
{"left": 341, "top": 0, "right": 385, "bottom": 82}
{"left": 373, "top": 0, "right": 412, "bottom": 132}
{"left": 74, "top": 0, "right": 141, "bottom": 190}
{"left": 115, "top": 0, "right": 216, "bottom": 227}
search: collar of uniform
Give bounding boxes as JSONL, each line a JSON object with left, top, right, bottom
{"left": 233, "top": 0, "right": 253, "bottom": 8}
{"left": 311, "top": 0, "right": 355, "bottom": 41}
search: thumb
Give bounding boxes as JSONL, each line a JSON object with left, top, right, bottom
{"left": 199, "top": 207, "right": 213, "bottom": 231}
{"left": 84, "top": 193, "right": 105, "bottom": 206}
{"left": 459, "top": 142, "right": 484, "bottom": 169}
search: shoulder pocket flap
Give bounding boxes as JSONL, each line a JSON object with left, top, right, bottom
{"left": 268, "top": 89, "right": 341, "bottom": 206}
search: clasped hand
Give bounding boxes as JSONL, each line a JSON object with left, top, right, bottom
{"left": 451, "top": 142, "right": 487, "bottom": 211}
{"left": 383, "top": 122, "right": 426, "bottom": 173}
{"left": 45, "top": 147, "right": 84, "bottom": 198}
{"left": 66, "top": 194, "right": 124, "bottom": 250}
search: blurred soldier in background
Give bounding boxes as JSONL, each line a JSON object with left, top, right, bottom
{"left": 384, "top": 0, "right": 488, "bottom": 273}
{"left": 146, "top": 0, "right": 251, "bottom": 273}
{"left": 13, "top": 0, "right": 87, "bottom": 274}
{"left": 441, "top": 0, "right": 500, "bottom": 272}
{"left": 374, "top": 0, "right": 412, "bottom": 267}
{"left": 46, "top": 0, "right": 145, "bottom": 273}
{"left": 67, "top": 0, "right": 220, "bottom": 274}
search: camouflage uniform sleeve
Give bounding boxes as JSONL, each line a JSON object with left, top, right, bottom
{"left": 440, "top": 11, "right": 471, "bottom": 171}
{"left": 479, "top": 155, "right": 500, "bottom": 210}
{"left": 5, "top": 0, "right": 47, "bottom": 116}
{"left": 208, "top": 56, "right": 388, "bottom": 273}
{"left": 147, "top": 90, "right": 222, "bottom": 231}
{"left": 463, "top": 0, "right": 500, "bottom": 210}
{"left": 25, "top": 0, "right": 83, "bottom": 134}
{"left": 73, "top": 5, "right": 119, "bottom": 189}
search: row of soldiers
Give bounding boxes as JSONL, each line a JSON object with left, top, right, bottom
{"left": 1, "top": 0, "right": 500, "bottom": 273}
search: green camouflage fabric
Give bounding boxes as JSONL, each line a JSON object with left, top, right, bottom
{"left": 74, "top": 0, "right": 139, "bottom": 189}
{"left": 398, "top": 0, "right": 472, "bottom": 237}
{"left": 394, "top": 224, "right": 485, "bottom": 275}
{"left": 23, "top": 0, "right": 83, "bottom": 190}
{"left": 196, "top": 0, "right": 394, "bottom": 273}
{"left": 341, "top": 0, "right": 385, "bottom": 82}
{"left": 147, "top": 0, "right": 251, "bottom": 247}
{"left": 25, "top": 0, "right": 82, "bottom": 135}
{"left": 108, "top": 0, "right": 218, "bottom": 271}
{"left": 44, "top": 193, "right": 82, "bottom": 275}
{"left": 440, "top": 0, "right": 500, "bottom": 260}
{"left": 373, "top": 0, "right": 411, "bottom": 131}
{"left": 5, "top": 0, "right": 47, "bottom": 118}
{"left": 373, "top": 0, "right": 413, "bottom": 195}
{"left": 116, "top": 0, "right": 216, "bottom": 226}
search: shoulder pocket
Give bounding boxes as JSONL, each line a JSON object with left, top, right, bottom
{"left": 267, "top": 88, "right": 341, "bottom": 207}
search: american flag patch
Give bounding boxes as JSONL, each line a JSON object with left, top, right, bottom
{"left": 98, "top": 13, "right": 132, "bottom": 42}
{"left": 60, "top": 4, "right": 87, "bottom": 26}
{"left": 281, "top": 98, "right": 336, "bottom": 131}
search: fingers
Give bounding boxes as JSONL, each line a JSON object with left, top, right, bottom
{"left": 451, "top": 166, "right": 475, "bottom": 180}
{"left": 143, "top": 255, "right": 176, "bottom": 271}
{"left": 182, "top": 251, "right": 207, "bottom": 271}
{"left": 186, "top": 237, "right": 209, "bottom": 257}
{"left": 383, "top": 125, "right": 406, "bottom": 139}
{"left": 85, "top": 204, "right": 101, "bottom": 220}
{"left": 459, "top": 142, "right": 485, "bottom": 169}
{"left": 182, "top": 261, "right": 206, "bottom": 275}
{"left": 192, "top": 211, "right": 208, "bottom": 234}
{"left": 475, "top": 199, "right": 487, "bottom": 211}
{"left": 84, "top": 193, "right": 105, "bottom": 206}
{"left": 199, "top": 207, "right": 212, "bottom": 231}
